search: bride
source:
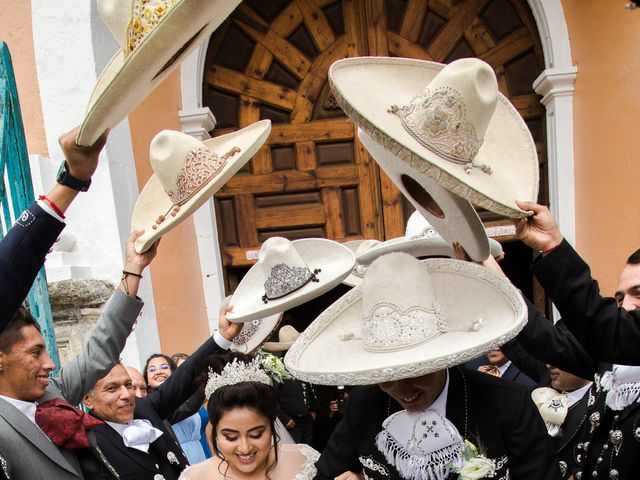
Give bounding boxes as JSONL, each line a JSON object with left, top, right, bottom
{"left": 179, "top": 351, "right": 319, "bottom": 480}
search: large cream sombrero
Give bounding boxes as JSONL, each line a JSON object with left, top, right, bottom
{"left": 285, "top": 253, "right": 526, "bottom": 385}
{"left": 76, "top": 0, "right": 241, "bottom": 146}
{"left": 226, "top": 236, "right": 355, "bottom": 323}
{"left": 330, "top": 57, "right": 538, "bottom": 259}
{"left": 262, "top": 325, "right": 301, "bottom": 353}
{"left": 220, "top": 297, "right": 283, "bottom": 355}
{"left": 357, "top": 211, "right": 503, "bottom": 266}
{"left": 131, "top": 120, "right": 271, "bottom": 253}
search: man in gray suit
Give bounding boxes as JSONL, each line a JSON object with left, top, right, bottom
{"left": 0, "top": 230, "right": 158, "bottom": 479}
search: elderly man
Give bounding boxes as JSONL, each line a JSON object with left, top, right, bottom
{"left": 125, "top": 366, "right": 148, "bottom": 398}
{"left": 0, "top": 229, "right": 156, "bottom": 479}
{"left": 78, "top": 306, "right": 241, "bottom": 480}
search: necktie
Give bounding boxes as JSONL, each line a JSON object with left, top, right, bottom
{"left": 35, "top": 398, "right": 103, "bottom": 449}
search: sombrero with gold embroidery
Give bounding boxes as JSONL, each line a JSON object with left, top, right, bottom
{"left": 76, "top": 0, "right": 241, "bottom": 146}
{"left": 131, "top": 120, "right": 270, "bottom": 253}
{"left": 329, "top": 57, "right": 538, "bottom": 260}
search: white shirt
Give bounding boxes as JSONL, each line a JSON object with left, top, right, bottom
{"left": 566, "top": 382, "right": 592, "bottom": 408}
{"left": 36, "top": 199, "right": 65, "bottom": 223}
{"left": 0, "top": 394, "right": 37, "bottom": 424}
{"left": 497, "top": 361, "right": 512, "bottom": 377}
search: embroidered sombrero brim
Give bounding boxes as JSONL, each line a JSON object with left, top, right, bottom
{"left": 131, "top": 120, "right": 271, "bottom": 253}
{"left": 356, "top": 230, "right": 503, "bottom": 266}
{"left": 329, "top": 57, "right": 539, "bottom": 219}
{"left": 226, "top": 239, "right": 355, "bottom": 323}
{"left": 76, "top": 0, "right": 241, "bottom": 146}
{"left": 284, "top": 259, "right": 526, "bottom": 385}
{"left": 220, "top": 296, "right": 284, "bottom": 354}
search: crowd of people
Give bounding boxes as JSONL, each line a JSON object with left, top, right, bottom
{"left": 1, "top": 3, "right": 639, "bottom": 480}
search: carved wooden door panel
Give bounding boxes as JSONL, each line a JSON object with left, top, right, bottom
{"left": 204, "top": 0, "right": 547, "bottom": 295}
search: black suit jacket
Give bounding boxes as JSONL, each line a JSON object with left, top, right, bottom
{"left": 464, "top": 354, "right": 537, "bottom": 389}
{"left": 0, "top": 202, "right": 64, "bottom": 327}
{"left": 82, "top": 336, "right": 225, "bottom": 479}
{"left": 532, "top": 239, "right": 640, "bottom": 365}
{"left": 315, "top": 367, "right": 561, "bottom": 480}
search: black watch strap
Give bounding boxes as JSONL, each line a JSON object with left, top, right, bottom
{"left": 56, "top": 162, "right": 92, "bottom": 192}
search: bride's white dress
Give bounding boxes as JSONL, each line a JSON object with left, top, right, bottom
{"left": 179, "top": 443, "right": 319, "bottom": 480}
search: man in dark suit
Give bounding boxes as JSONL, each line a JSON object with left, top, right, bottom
{"left": 0, "top": 126, "right": 107, "bottom": 327}
{"left": 515, "top": 200, "right": 640, "bottom": 365}
{"left": 0, "top": 229, "right": 155, "bottom": 479}
{"left": 318, "top": 366, "right": 560, "bottom": 480}
{"left": 79, "top": 305, "right": 242, "bottom": 480}
{"left": 466, "top": 347, "right": 537, "bottom": 389}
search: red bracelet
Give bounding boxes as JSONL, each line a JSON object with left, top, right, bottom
{"left": 541, "top": 243, "right": 560, "bottom": 255}
{"left": 38, "top": 195, "right": 65, "bottom": 219}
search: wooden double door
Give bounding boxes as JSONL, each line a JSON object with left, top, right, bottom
{"left": 204, "top": 0, "right": 547, "bottom": 294}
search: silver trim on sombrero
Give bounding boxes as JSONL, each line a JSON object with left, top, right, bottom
{"left": 389, "top": 87, "right": 492, "bottom": 175}
{"left": 262, "top": 263, "right": 320, "bottom": 303}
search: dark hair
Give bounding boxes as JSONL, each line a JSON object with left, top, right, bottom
{"left": 205, "top": 352, "right": 279, "bottom": 479}
{"left": 143, "top": 353, "right": 177, "bottom": 385}
{"left": 627, "top": 249, "right": 640, "bottom": 265}
{"left": 170, "top": 352, "right": 189, "bottom": 366}
{"left": 0, "top": 307, "right": 41, "bottom": 353}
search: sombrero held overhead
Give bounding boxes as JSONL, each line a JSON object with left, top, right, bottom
{"left": 356, "top": 210, "right": 503, "bottom": 266}
{"left": 329, "top": 57, "right": 538, "bottom": 259}
{"left": 76, "top": 0, "right": 241, "bottom": 146}
{"left": 285, "top": 252, "right": 526, "bottom": 386}
{"left": 131, "top": 120, "right": 271, "bottom": 253}
{"left": 226, "top": 236, "right": 355, "bottom": 323}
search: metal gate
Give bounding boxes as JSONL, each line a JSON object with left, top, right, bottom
{"left": 0, "top": 41, "right": 60, "bottom": 371}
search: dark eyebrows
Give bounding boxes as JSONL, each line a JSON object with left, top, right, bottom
{"left": 220, "top": 425, "right": 266, "bottom": 434}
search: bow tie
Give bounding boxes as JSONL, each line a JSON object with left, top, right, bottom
{"left": 531, "top": 387, "right": 569, "bottom": 436}
{"left": 122, "top": 419, "right": 163, "bottom": 452}
{"left": 35, "top": 398, "right": 104, "bottom": 449}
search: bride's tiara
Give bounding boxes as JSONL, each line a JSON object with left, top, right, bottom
{"left": 205, "top": 357, "right": 272, "bottom": 400}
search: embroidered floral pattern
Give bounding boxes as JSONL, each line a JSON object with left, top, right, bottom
{"left": 390, "top": 87, "right": 490, "bottom": 174}
{"left": 359, "top": 456, "right": 390, "bottom": 476}
{"left": 166, "top": 146, "right": 239, "bottom": 206}
{"left": 263, "top": 263, "right": 315, "bottom": 300}
{"left": 295, "top": 444, "right": 320, "bottom": 480}
{"left": 233, "top": 319, "right": 262, "bottom": 348}
{"left": 126, "top": 0, "right": 179, "bottom": 58}
{"left": 363, "top": 302, "right": 447, "bottom": 351}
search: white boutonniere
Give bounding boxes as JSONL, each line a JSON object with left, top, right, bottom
{"left": 455, "top": 440, "right": 496, "bottom": 479}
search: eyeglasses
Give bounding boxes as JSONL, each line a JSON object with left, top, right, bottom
{"left": 147, "top": 364, "right": 171, "bottom": 373}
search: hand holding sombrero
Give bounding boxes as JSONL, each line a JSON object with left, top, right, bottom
{"left": 77, "top": 0, "right": 242, "bottom": 146}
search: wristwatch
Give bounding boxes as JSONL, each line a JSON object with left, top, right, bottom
{"left": 56, "top": 161, "right": 92, "bottom": 192}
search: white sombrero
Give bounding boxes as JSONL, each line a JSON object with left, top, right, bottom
{"left": 131, "top": 120, "right": 271, "bottom": 253}
{"left": 285, "top": 252, "right": 526, "bottom": 385}
{"left": 220, "top": 297, "right": 283, "bottom": 355}
{"left": 76, "top": 0, "right": 241, "bottom": 146}
{"left": 262, "top": 325, "right": 301, "bottom": 353}
{"left": 341, "top": 240, "right": 381, "bottom": 287}
{"left": 226, "top": 236, "right": 355, "bottom": 323}
{"left": 357, "top": 211, "right": 503, "bottom": 266}
{"left": 329, "top": 57, "right": 538, "bottom": 260}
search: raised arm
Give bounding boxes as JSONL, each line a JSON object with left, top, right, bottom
{"left": 45, "top": 230, "right": 158, "bottom": 404}
{"left": 0, "top": 127, "right": 107, "bottom": 328}
{"left": 516, "top": 200, "right": 640, "bottom": 364}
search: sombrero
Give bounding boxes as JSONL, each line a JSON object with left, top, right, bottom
{"left": 131, "top": 120, "right": 270, "bottom": 253}
{"left": 357, "top": 211, "right": 503, "bottom": 266}
{"left": 226, "top": 236, "right": 355, "bottom": 323}
{"left": 285, "top": 252, "right": 526, "bottom": 385}
{"left": 220, "top": 296, "right": 283, "bottom": 355}
{"left": 341, "top": 239, "right": 381, "bottom": 287}
{"left": 76, "top": 0, "right": 241, "bottom": 146}
{"left": 329, "top": 57, "right": 538, "bottom": 260}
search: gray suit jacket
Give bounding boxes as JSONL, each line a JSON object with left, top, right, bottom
{"left": 0, "top": 290, "right": 143, "bottom": 479}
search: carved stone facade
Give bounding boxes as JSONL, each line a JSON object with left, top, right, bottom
{"left": 48, "top": 279, "right": 114, "bottom": 366}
